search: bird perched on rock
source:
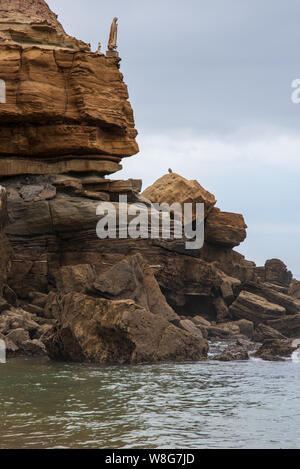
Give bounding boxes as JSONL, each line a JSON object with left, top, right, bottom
{"left": 168, "top": 168, "right": 173, "bottom": 174}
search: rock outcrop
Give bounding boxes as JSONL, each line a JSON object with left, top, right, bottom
{"left": 43, "top": 292, "right": 208, "bottom": 365}
{"left": 0, "top": 0, "right": 138, "bottom": 179}
{"left": 0, "top": 1, "right": 300, "bottom": 364}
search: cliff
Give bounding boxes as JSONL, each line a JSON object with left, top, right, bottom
{"left": 0, "top": 1, "right": 299, "bottom": 364}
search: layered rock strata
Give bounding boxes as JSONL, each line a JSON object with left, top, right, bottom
{"left": 0, "top": 1, "right": 300, "bottom": 364}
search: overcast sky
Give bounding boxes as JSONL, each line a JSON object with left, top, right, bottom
{"left": 48, "top": 0, "right": 300, "bottom": 277}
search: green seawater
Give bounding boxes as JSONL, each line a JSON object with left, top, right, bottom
{"left": 0, "top": 354, "right": 300, "bottom": 449}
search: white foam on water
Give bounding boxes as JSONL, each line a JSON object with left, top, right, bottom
{"left": 291, "top": 347, "right": 300, "bottom": 363}
{"left": 0, "top": 339, "right": 6, "bottom": 364}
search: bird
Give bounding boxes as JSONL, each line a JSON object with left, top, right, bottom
{"left": 168, "top": 168, "right": 173, "bottom": 174}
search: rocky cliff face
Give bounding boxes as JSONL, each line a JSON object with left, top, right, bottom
{"left": 0, "top": 0, "right": 138, "bottom": 178}
{"left": 0, "top": 1, "right": 299, "bottom": 364}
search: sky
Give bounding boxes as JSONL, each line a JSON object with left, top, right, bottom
{"left": 48, "top": 0, "right": 300, "bottom": 277}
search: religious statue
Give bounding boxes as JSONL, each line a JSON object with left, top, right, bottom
{"left": 108, "top": 17, "right": 118, "bottom": 51}
{"left": 96, "top": 42, "right": 102, "bottom": 54}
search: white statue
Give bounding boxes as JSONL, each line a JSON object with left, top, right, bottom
{"left": 97, "top": 42, "right": 102, "bottom": 54}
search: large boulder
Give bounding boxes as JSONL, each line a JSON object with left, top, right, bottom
{"left": 91, "top": 254, "right": 180, "bottom": 322}
{"left": 266, "top": 314, "right": 300, "bottom": 338}
{"left": 288, "top": 280, "right": 300, "bottom": 300}
{"left": 229, "top": 290, "right": 286, "bottom": 325}
{"left": 142, "top": 172, "right": 216, "bottom": 220}
{"left": 243, "top": 282, "right": 300, "bottom": 315}
{"left": 254, "top": 339, "right": 295, "bottom": 361}
{"left": 43, "top": 292, "right": 208, "bottom": 364}
{"left": 264, "top": 259, "right": 293, "bottom": 287}
{"left": 253, "top": 324, "right": 286, "bottom": 342}
{"left": 205, "top": 208, "right": 247, "bottom": 248}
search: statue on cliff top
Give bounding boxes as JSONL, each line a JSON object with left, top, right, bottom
{"left": 108, "top": 17, "right": 118, "bottom": 50}
{"left": 106, "top": 17, "right": 119, "bottom": 57}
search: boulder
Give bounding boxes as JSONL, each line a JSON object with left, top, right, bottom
{"left": 253, "top": 324, "right": 286, "bottom": 342}
{"left": 205, "top": 208, "right": 247, "bottom": 248}
{"left": 43, "top": 292, "right": 208, "bottom": 364}
{"left": 288, "top": 280, "right": 300, "bottom": 300}
{"left": 264, "top": 259, "right": 293, "bottom": 287}
{"left": 56, "top": 264, "right": 95, "bottom": 295}
{"left": 254, "top": 339, "right": 295, "bottom": 361}
{"left": 6, "top": 328, "right": 30, "bottom": 346}
{"left": 142, "top": 172, "right": 216, "bottom": 220}
{"left": 233, "top": 319, "right": 254, "bottom": 339}
{"left": 178, "top": 319, "right": 203, "bottom": 338}
{"left": 191, "top": 316, "right": 211, "bottom": 327}
{"left": 91, "top": 253, "right": 178, "bottom": 322}
{"left": 213, "top": 297, "right": 231, "bottom": 322}
{"left": 243, "top": 282, "right": 300, "bottom": 315}
{"left": 213, "top": 342, "right": 250, "bottom": 361}
{"left": 266, "top": 314, "right": 300, "bottom": 338}
{"left": 229, "top": 290, "right": 286, "bottom": 325}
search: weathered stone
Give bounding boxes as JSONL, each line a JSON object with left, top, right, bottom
{"left": 266, "top": 314, "right": 300, "bottom": 338}
{"left": 264, "top": 259, "right": 293, "bottom": 287}
{"left": 56, "top": 264, "right": 95, "bottom": 295}
{"left": 234, "top": 319, "right": 254, "bottom": 339}
{"left": 230, "top": 290, "right": 286, "bottom": 325}
{"left": 28, "top": 291, "right": 48, "bottom": 308}
{"left": 0, "top": 2, "right": 138, "bottom": 179}
{"left": 213, "top": 296, "right": 231, "bottom": 322}
{"left": 205, "top": 208, "right": 247, "bottom": 248}
{"left": 142, "top": 172, "right": 216, "bottom": 220}
{"left": 243, "top": 281, "right": 300, "bottom": 315}
{"left": 253, "top": 324, "right": 286, "bottom": 342}
{"left": 6, "top": 328, "right": 30, "bottom": 346}
{"left": 91, "top": 254, "right": 178, "bottom": 322}
{"left": 179, "top": 319, "right": 203, "bottom": 338}
{"left": 191, "top": 315, "right": 211, "bottom": 327}
{"left": 43, "top": 292, "right": 208, "bottom": 364}
{"left": 254, "top": 339, "right": 294, "bottom": 361}
{"left": 213, "top": 342, "right": 249, "bottom": 361}
{"left": 288, "top": 280, "right": 300, "bottom": 300}
{"left": 21, "top": 339, "right": 47, "bottom": 356}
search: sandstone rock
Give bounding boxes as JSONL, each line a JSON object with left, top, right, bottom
{"left": 234, "top": 319, "right": 254, "bottom": 339}
{"left": 6, "top": 328, "right": 30, "bottom": 346}
{"left": 0, "top": 309, "right": 39, "bottom": 335}
{"left": 0, "top": 0, "right": 89, "bottom": 51}
{"left": 191, "top": 316, "right": 211, "bottom": 327}
{"left": 243, "top": 281, "right": 300, "bottom": 315}
{"left": 213, "top": 342, "right": 249, "bottom": 361}
{"left": 219, "top": 273, "right": 241, "bottom": 304}
{"left": 229, "top": 290, "right": 286, "bottom": 325}
{"left": 253, "top": 324, "right": 286, "bottom": 342}
{"left": 142, "top": 172, "right": 216, "bottom": 220}
{"left": 213, "top": 296, "right": 231, "bottom": 322}
{"left": 43, "top": 292, "right": 208, "bottom": 364}
{"left": 33, "top": 323, "right": 53, "bottom": 341}
{"left": 266, "top": 314, "right": 300, "bottom": 338}
{"left": 28, "top": 291, "right": 48, "bottom": 308}
{"left": 3, "top": 285, "right": 17, "bottom": 306}
{"left": 254, "top": 339, "right": 294, "bottom": 361}
{"left": 0, "top": 2, "right": 139, "bottom": 179}
{"left": 56, "top": 264, "right": 95, "bottom": 295}
{"left": 91, "top": 253, "right": 178, "bottom": 322}
{"left": 205, "top": 207, "right": 247, "bottom": 248}
{"left": 23, "top": 304, "right": 44, "bottom": 316}
{"left": 0, "top": 296, "right": 9, "bottom": 312}
{"left": 178, "top": 319, "right": 203, "bottom": 338}
{"left": 264, "top": 259, "right": 293, "bottom": 287}
{"left": 21, "top": 339, "right": 47, "bottom": 356}
{"left": 288, "top": 280, "right": 300, "bottom": 300}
